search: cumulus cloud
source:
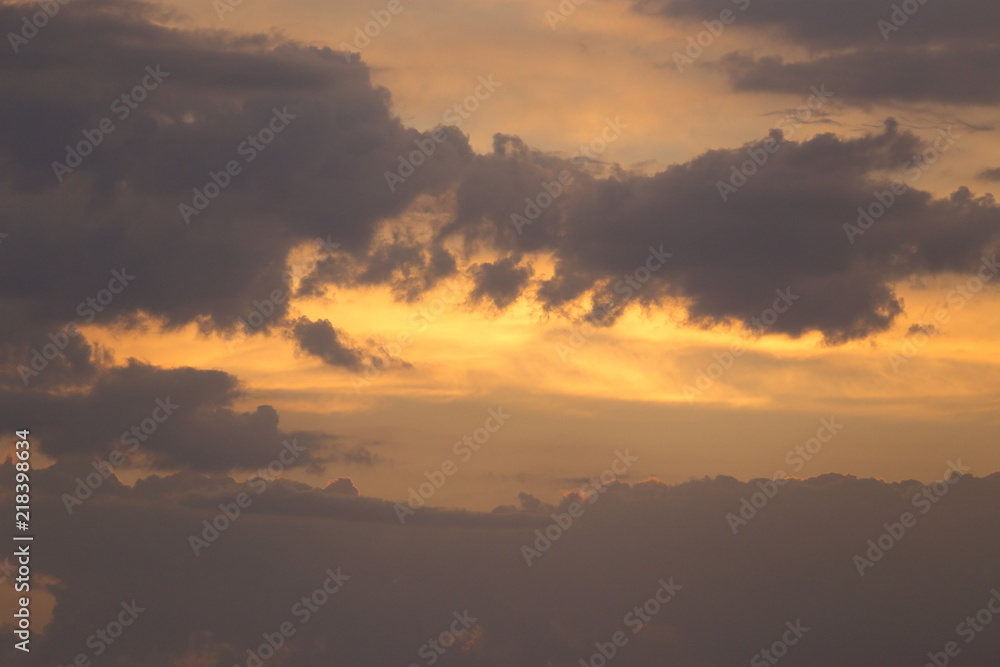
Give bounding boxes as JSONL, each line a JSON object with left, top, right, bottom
{"left": 0, "top": 359, "right": 373, "bottom": 471}
{"left": 289, "top": 317, "right": 365, "bottom": 369}
{"left": 468, "top": 257, "right": 533, "bottom": 310}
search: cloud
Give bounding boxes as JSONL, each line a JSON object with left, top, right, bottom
{"left": 299, "top": 237, "right": 458, "bottom": 303}
{"left": 6, "top": 463, "right": 1000, "bottom": 666}
{"left": 0, "top": 359, "right": 370, "bottom": 472}
{"left": 5, "top": 0, "right": 997, "bottom": 357}
{"left": 324, "top": 477, "right": 360, "bottom": 496}
{"left": 437, "top": 121, "right": 1000, "bottom": 342}
{"left": 0, "top": 0, "right": 472, "bottom": 364}
{"left": 468, "top": 257, "right": 533, "bottom": 310}
{"left": 633, "top": 0, "right": 1000, "bottom": 106}
{"left": 289, "top": 317, "right": 365, "bottom": 369}
{"left": 907, "top": 323, "right": 939, "bottom": 336}
{"left": 633, "top": 0, "right": 1000, "bottom": 50}
{"left": 719, "top": 47, "right": 1000, "bottom": 105}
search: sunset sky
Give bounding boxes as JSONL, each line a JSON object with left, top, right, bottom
{"left": 2, "top": 0, "right": 1000, "bottom": 665}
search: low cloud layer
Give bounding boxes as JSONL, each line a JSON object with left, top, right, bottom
{"left": 3, "top": 464, "right": 999, "bottom": 666}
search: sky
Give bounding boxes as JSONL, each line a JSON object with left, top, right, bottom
{"left": 1, "top": 0, "right": 1000, "bottom": 665}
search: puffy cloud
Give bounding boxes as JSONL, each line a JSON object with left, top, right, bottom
{"left": 907, "top": 323, "right": 939, "bottom": 336}
{"left": 439, "top": 122, "right": 1000, "bottom": 342}
{"left": 0, "top": 359, "right": 371, "bottom": 471}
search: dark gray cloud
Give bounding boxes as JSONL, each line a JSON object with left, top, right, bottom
{"left": 907, "top": 323, "right": 939, "bottom": 336}
{"left": 468, "top": 257, "right": 533, "bottom": 310}
{"left": 438, "top": 121, "right": 1000, "bottom": 342}
{"left": 634, "top": 0, "right": 1000, "bottom": 105}
{"left": 4, "top": 0, "right": 996, "bottom": 362}
{"left": 720, "top": 47, "right": 1000, "bottom": 105}
{"left": 0, "top": 0, "right": 472, "bottom": 374}
{"left": 634, "top": 0, "right": 1000, "bottom": 50}
{"left": 979, "top": 168, "right": 1000, "bottom": 182}
{"left": 299, "top": 238, "right": 458, "bottom": 303}
{"left": 0, "top": 359, "right": 372, "bottom": 471}
{"left": 289, "top": 317, "right": 365, "bottom": 369}
{"left": 5, "top": 462, "right": 999, "bottom": 666}
{"left": 324, "top": 477, "right": 360, "bottom": 496}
